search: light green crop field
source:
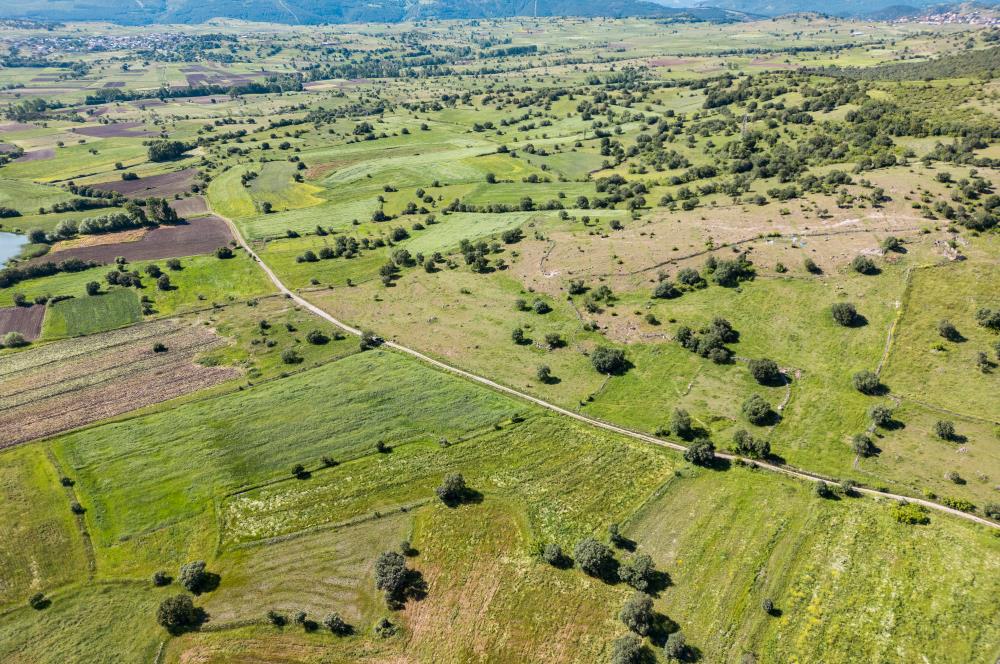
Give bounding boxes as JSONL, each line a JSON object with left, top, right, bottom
{"left": 42, "top": 287, "right": 142, "bottom": 338}
{"left": 0, "top": 13, "right": 999, "bottom": 664}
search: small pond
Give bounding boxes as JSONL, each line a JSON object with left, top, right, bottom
{"left": 0, "top": 232, "right": 27, "bottom": 266}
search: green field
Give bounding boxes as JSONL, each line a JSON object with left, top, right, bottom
{"left": 0, "top": 13, "right": 998, "bottom": 664}
{"left": 42, "top": 288, "right": 142, "bottom": 338}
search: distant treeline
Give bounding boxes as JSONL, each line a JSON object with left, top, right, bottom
{"left": 84, "top": 74, "right": 303, "bottom": 105}
{"left": 821, "top": 46, "right": 1000, "bottom": 82}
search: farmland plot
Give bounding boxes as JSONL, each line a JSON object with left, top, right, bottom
{"left": 0, "top": 317, "right": 239, "bottom": 447}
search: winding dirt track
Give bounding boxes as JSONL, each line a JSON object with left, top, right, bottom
{"left": 213, "top": 206, "right": 1000, "bottom": 532}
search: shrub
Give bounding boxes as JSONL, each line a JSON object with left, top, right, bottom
{"left": 86, "top": 281, "right": 101, "bottom": 296}
{"left": 747, "top": 358, "right": 780, "bottom": 384}
{"left": 536, "top": 364, "right": 552, "bottom": 383}
{"left": 868, "top": 405, "right": 893, "bottom": 427}
{"left": 359, "top": 330, "right": 381, "bottom": 350}
{"left": 684, "top": 439, "right": 715, "bottom": 466}
{"left": 934, "top": 420, "right": 956, "bottom": 441}
{"left": 850, "top": 255, "right": 877, "bottom": 274}
{"left": 611, "top": 634, "right": 644, "bottom": 664}
{"left": 938, "top": 319, "right": 961, "bottom": 341}
{"left": 983, "top": 503, "right": 1000, "bottom": 521}
{"left": 179, "top": 561, "right": 209, "bottom": 593}
{"left": 653, "top": 280, "right": 680, "bottom": 299}
{"left": 156, "top": 594, "right": 198, "bottom": 633}
{"left": 573, "top": 538, "right": 615, "bottom": 579}
{"left": 975, "top": 307, "right": 1000, "bottom": 330}
{"left": 2, "top": 331, "right": 28, "bottom": 348}
{"left": 761, "top": 598, "right": 774, "bottom": 614}
{"left": 852, "top": 433, "right": 876, "bottom": 457}
{"left": 814, "top": 481, "right": 833, "bottom": 499}
{"left": 28, "top": 592, "right": 48, "bottom": 610}
{"left": 511, "top": 327, "right": 526, "bottom": 344}
{"left": 156, "top": 274, "right": 171, "bottom": 291}
{"left": 831, "top": 302, "right": 858, "bottom": 326}
{"left": 852, "top": 370, "right": 881, "bottom": 395}
{"left": 891, "top": 502, "right": 930, "bottom": 525}
{"left": 544, "top": 332, "right": 563, "bottom": 349}
{"left": 742, "top": 394, "right": 773, "bottom": 425}
{"left": 153, "top": 342, "right": 167, "bottom": 353}
{"left": 166, "top": 258, "right": 182, "bottom": 270}
{"left": 324, "top": 612, "right": 352, "bottom": 636}
{"left": 306, "top": 329, "right": 329, "bottom": 345}
{"left": 215, "top": 246, "right": 233, "bottom": 259}
{"left": 152, "top": 571, "right": 171, "bottom": 587}
{"left": 542, "top": 543, "right": 565, "bottom": 567}
{"left": 663, "top": 631, "right": 686, "bottom": 661}
{"left": 804, "top": 257, "right": 821, "bottom": 274}
{"left": 618, "top": 553, "right": 656, "bottom": 591}
{"left": 532, "top": 299, "right": 551, "bottom": 314}
{"left": 267, "top": 610, "right": 286, "bottom": 626}
{"left": 591, "top": 346, "right": 627, "bottom": 374}
{"left": 281, "top": 348, "right": 302, "bottom": 364}
{"left": 670, "top": 408, "right": 693, "bottom": 440}
{"left": 619, "top": 592, "right": 654, "bottom": 636}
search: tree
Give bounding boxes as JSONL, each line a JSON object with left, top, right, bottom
{"left": 435, "top": 473, "right": 467, "bottom": 505}
{"left": 684, "top": 440, "right": 715, "bottom": 466}
{"left": 852, "top": 433, "right": 876, "bottom": 457}
{"left": 215, "top": 246, "right": 234, "bottom": 259}
{"left": 156, "top": 274, "right": 171, "bottom": 291}
{"left": 934, "top": 420, "right": 956, "bottom": 441}
{"left": 591, "top": 346, "right": 627, "bottom": 374}
{"left": 814, "top": 481, "right": 833, "bottom": 499}
{"left": 732, "top": 429, "right": 769, "bottom": 459}
{"left": 511, "top": 327, "right": 526, "bottom": 344}
{"left": 619, "top": 592, "right": 654, "bottom": 636}
{"left": 611, "top": 634, "right": 644, "bottom": 664}
{"left": 148, "top": 140, "right": 189, "bottom": 162}
{"left": 544, "top": 332, "right": 563, "bottom": 349}
{"left": 747, "top": 358, "right": 780, "bottom": 384}
{"left": 179, "top": 561, "right": 209, "bottom": 594}
{"left": 670, "top": 408, "right": 694, "bottom": 440}
{"left": 86, "top": 281, "right": 101, "bottom": 296}
{"left": 852, "top": 370, "right": 881, "bottom": 395}
{"left": 157, "top": 594, "right": 198, "bottom": 633}
{"left": 619, "top": 553, "right": 656, "bottom": 591}
{"left": 742, "top": 394, "right": 773, "bottom": 425}
{"left": 537, "top": 364, "right": 552, "bottom": 383}
{"left": 374, "top": 551, "right": 408, "bottom": 598}
{"left": 573, "top": 538, "right": 615, "bottom": 579}
{"left": 663, "top": 631, "right": 686, "bottom": 661}
{"left": 831, "top": 302, "right": 857, "bottom": 326}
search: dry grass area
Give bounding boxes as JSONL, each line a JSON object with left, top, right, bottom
{"left": 0, "top": 318, "right": 239, "bottom": 447}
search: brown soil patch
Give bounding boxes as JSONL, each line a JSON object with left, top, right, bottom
{"left": 648, "top": 57, "right": 690, "bottom": 67}
{"left": 0, "top": 305, "right": 44, "bottom": 341}
{"left": 50, "top": 228, "right": 148, "bottom": 253}
{"left": 15, "top": 148, "right": 54, "bottom": 162}
{"left": 170, "top": 195, "right": 209, "bottom": 217}
{"left": 0, "top": 318, "right": 239, "bottom": 448}
{"left": 27, "top": 215, "right": 232, "bottom": 265}
{"left": 91, "top": 167, "right": 197, "bottom": 198}
{"left": 0, "top": 122, "right": 36, "bottom": 132}
{"left": 71, "top": 122, "right": 157, "bottom": 139}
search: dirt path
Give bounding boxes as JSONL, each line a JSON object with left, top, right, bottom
{"left": 212, "top": 206, "right": 1000, "bottom": 532}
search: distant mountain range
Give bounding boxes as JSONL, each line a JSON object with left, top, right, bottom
{"left": 0, "top": 0, "right": 995, "bottom": 24}
{"left": 0, "top": 0, "right": 750, "bottom": 25}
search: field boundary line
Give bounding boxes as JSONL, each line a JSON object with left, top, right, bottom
{"left": 211, "top": 205, "right": 1000, "bottom": 532}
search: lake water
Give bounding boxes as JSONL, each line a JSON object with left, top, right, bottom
{"left": 0, "top": 231, "right": 27, "bottom": 266}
